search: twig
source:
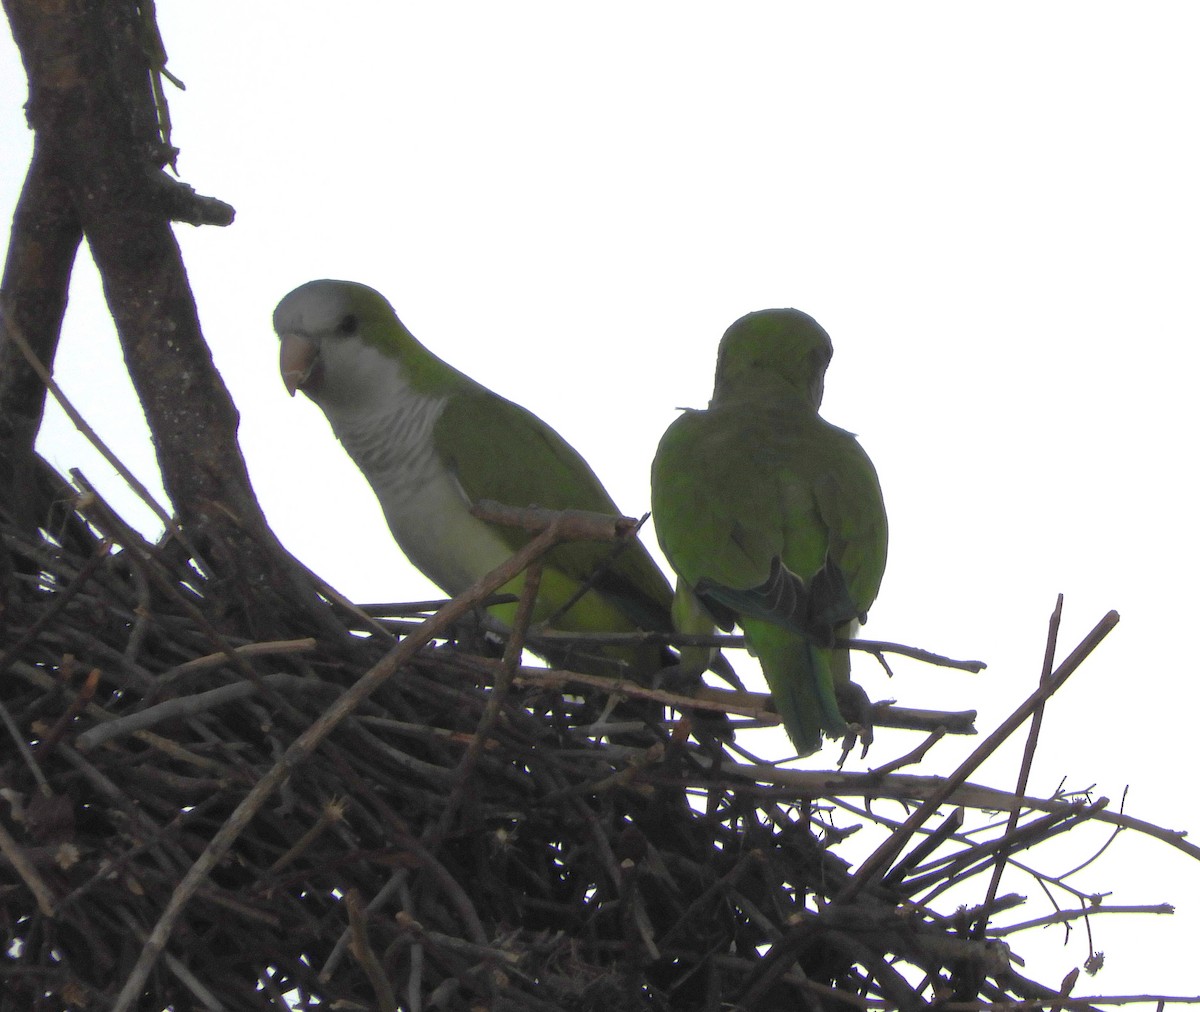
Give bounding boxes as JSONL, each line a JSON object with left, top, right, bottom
{"left": 975, "top": 594, "right": 1063, "bottom": 937}
{"left": 318, "top": 868, "right": 411, "bottom": 982}
{"left": 302, "top": 565, "right": 398, "bottom": 642}
{"left": 846, "top": 637, "right": 987, "bottom": 673}
{"left": 469, "top": 499, "right": 643, "bottom": 541}
{"left": 536, "top": 510, "right": 654, "bottom": 628}
{"left": 991, "top": 903, "right": 1175, "bottom": 936}
{"left": 869, "top": 701, "right": 978, "bottom": 735}
{"left": 528, "top": 627, "right": 987, "bottom": 674}
{"left": 34, "top": 664, "right": 100, "bottom": 755}
{"left": 866, "top": 727, "right": 946, "bottom": 777}
{"left": 0, "top": 697, "right": 52, "bottom": 796}
{"left": 0, "top": 814, "right": 57, "bottom": 915}
{"left": 75, "top": 672, "right": 335, "bottom": 751}
{"left": 158, "top": 638, "right": 318, "bottom": 683}
{"left": 346, "top": 888, "right": 397, "bottom": 1012}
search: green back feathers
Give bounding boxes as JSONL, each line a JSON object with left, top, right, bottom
{"left": 653, "top": 403, "right": 885, "bottom": 619}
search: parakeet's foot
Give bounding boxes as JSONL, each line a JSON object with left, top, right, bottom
{"left": 835, "top": 680, "right": 874, "bottom": 761}
{"left": 835, "top": 680, "right": 873, "bottom": 726}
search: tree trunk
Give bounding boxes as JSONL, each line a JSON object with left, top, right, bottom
{"left": 1, "top": 0, "right": 340, "bottom": 640}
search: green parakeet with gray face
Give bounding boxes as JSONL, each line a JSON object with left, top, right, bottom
{"left": 651, "top": 309, "right": 887, "bottom": 756}
{"left": 273, "top": 279, "right": 676, "bottom": 683}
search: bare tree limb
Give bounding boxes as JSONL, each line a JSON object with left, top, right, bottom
{"left": 1, "top": 0, "right": 341, "bottom": 640}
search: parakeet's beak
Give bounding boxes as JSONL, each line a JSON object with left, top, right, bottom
{"left": 279, "top": 333, "right": 320, "bottom": 396}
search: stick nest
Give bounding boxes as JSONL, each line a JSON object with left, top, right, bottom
{"left": 0, "top": 484, "right": 1184, "bottom": 1011}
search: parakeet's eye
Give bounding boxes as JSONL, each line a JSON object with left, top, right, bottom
{"left": 336, "top": 313, "right": 358, "bottom": 335}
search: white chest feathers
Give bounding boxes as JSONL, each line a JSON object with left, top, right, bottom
{"left": 310, "top": 345, "right": 514, "bottom": 594}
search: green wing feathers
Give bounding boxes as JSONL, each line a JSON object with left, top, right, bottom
{"left": 435, "top": 389, "right": 674, "bottom": 662}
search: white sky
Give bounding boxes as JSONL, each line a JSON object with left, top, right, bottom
{"left": 4, "top": 2, "right": 1199, "bottom": 996}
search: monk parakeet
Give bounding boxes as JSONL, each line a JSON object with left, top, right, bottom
{"left": 651, "top": 309, "right": 887, "bottom": 756}
{"left": 272, "top": 279, "right": 677, "bottom": 683}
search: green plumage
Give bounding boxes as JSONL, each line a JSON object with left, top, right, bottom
{"left": 651, "top": 309, "right": 887, "bottom": 755}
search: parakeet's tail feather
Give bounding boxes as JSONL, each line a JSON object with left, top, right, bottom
{"left": 745, "top": 620, "right": 846, "bottom": 757}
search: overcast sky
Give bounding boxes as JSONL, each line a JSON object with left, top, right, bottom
{"left": 4, "top": 3, "right": 1199, "bottom": 996}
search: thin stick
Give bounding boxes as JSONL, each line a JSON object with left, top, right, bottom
{"left": 0, "top": 815, "right": 57, "bottom": 916}
{"left": 158, "top": 638, "right": 318, "bottom": 682}
{"left": 528, "top": 627, "right": 986, "bottom": 674}
{"left": 346, "top": 889, "right": 397, "bottom": 1012}
{"left": 0, "top": 698, "right": 52, "bottom": 797}
{"left": 974, "top": 594, "right": 1063, "bottom": 936}
{"left": 846, "top": 638, "right": 987, "bottom": 673}
{"left": 75, "top": 672, "right": 334, "bottom": 751}
{"left": 866, "top": 727, "right": 946, "bottom": 777}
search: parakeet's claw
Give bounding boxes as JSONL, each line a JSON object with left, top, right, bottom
{"left": 835, "top": 680, "right": 875, "bottom": 760}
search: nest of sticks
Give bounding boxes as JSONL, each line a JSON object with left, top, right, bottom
{"left": 0, "top": 473, "right": 1189, "bottom": 1011}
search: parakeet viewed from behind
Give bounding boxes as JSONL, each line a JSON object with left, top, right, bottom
{"left": 272, "top": 279, "right": 678, "bottom": 685}
{"left": 651, "top": 309, "right": 887, "bottom": 756}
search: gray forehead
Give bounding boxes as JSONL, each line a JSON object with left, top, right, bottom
{"left": 272, "top": 281, "right": 348, "bottom": 335}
